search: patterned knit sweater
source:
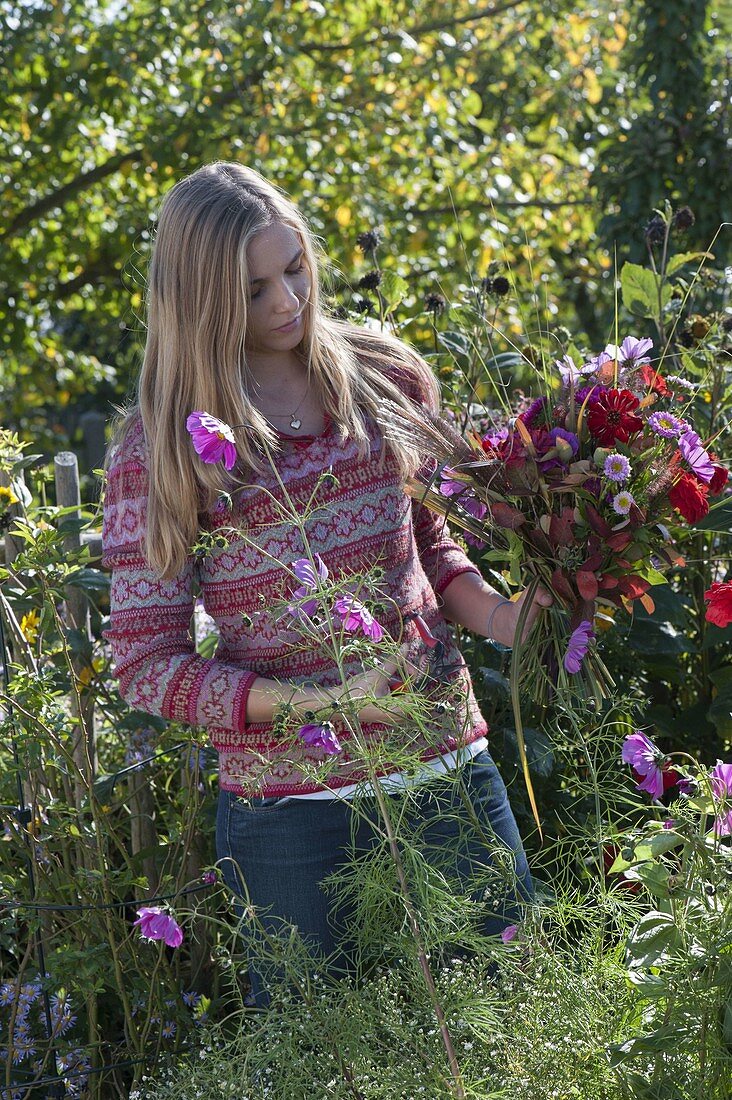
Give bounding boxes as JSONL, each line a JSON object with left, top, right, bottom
{"left": 102, "top": 383, "right": 488, "bottom": 797}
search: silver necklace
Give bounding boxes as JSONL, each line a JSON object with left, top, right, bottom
{"left": 255, "top": 381, "right": 309, "bottom": 430}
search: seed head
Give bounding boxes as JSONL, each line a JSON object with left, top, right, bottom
{"left": 672, "top": 206, "right": 695, "bottom": 231}
{"left": 644, "top": 213, "right": 666, "bottom": 245}
{"left": 424, "top": 292, "right": 446, "bottom": 315}
{"left": 356, "top": 229, "right": 382, "bottom": 253}
{"left": 358, "top": 270, "right": 382, "bottom": 291}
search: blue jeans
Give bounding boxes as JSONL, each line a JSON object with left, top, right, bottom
{"left": 216, "top": 751, "right": 532, "bottom": 1004}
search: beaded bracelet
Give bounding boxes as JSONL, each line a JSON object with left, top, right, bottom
{"left": 486, "top": 596, "right": 512, "bottom": 642}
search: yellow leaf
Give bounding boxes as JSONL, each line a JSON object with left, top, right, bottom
{"left": 254, "top": 132, "right": 270, "bottom": 155}
{"left": 335, "top": 205, "right": 351, "bottom": 227}
{"left": 584, "top": 69, "right": 602, "bottom": 105}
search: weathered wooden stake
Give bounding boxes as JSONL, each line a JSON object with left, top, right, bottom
{"left": 54, "top": 451, "right": 97, "bottom": 802}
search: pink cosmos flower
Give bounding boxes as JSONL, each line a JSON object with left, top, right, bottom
{"left": 617, "top": 336, "right": 654, "bottom": 366}
{"left": 298, "top": 722, "right": 343, "bottom": 755}
{"left": 678, "top": 429, "right": 715, "bottom": 484}
{"left": 563, "top": 620, "right": 594, "bottom": 674}
{"left": 710, "top": 761, "right": 732, "bottom": 836}
{"left": 133, "top": 907, "right": 184, "bottom": 948}
{"left": 334, "top": 595, "right": 384, "bottom": 641}
{"left": 438, "top": 467, "right": 467, "bottom": 497}
{"left": 186, "top": 412, "right": 237, "bottom": 471}
{"left": 621, "top": 731, "right": 665, "bottom": 800}
{"left": 501, "top": 924, "right": 518, "bottom": 943}
{"left": 289, "top": 555, "right": 328, "bottom": 619}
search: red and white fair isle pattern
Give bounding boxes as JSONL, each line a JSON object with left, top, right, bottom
{"left": 103, "top": 390, "right": 488, "bottom": 796}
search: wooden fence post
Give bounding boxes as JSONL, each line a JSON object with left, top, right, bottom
{"left": 54, "top": 452, "right": 97, "bottom": 802}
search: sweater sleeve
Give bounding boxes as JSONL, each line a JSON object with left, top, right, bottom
{"left": 396, "top": 364, "right": 481, "bottom": 595}
{"left": 102, "top": 439, "right": 258, "bottom": 742}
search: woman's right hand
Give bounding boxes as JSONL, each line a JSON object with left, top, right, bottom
{"left": 249, "top": 647, "right": 420, "bottom": 726}
{"left": 337, "top": 651, "right": 417, "bottom": 724}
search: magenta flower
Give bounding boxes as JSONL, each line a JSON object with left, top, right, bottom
{"left": 710, "top": 761, "right": 732, "bottom": 836}
{"left": 500, "top": 924, "right": 518, "bottom": 944}
{"left": 563, "top": 620, "right": 594, "bottom": 674}
{"left": 334, "top": 595, "right": 384, "bottom": 641}
{"left": 133, "top": 907, "right": 184, "bottom": 948}
{"left": 604, "top": 453, "right": 631, "bottom": 483}
{"left": 186, "top": 412, "right": 237, "bottom": 471}
{"left": 621, "top": 731, "right": 665, "bottom": 800}
{"left": 289, "top": 555, "right": 328, "bottom": 619}
{"left": 678, "top": 429, "right": 714, "bottom": 483}
{"left": 298, "top": 722, "right": 342, "bottom": 755}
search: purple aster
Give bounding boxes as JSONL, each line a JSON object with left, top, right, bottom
{"left": 298, "top": 722, "right": 343, "bottom": 755}
{"left": 334, "top": 595, "right": 384, "bottom": 641}
{"left": 603, "top": 453, "right": 632, "bottom": 482}
{"left": 563, "top": 620, "right": 594, "bottom": 674}
{"left": 710, "top": 761, "right": 732, "bottom": 836}
{"left": 612, "top": 490, "right": 635, "bottom": 515}
{"left": 162, "top": 1021, "right": 177, "bottom": 1039}
{"left": 678, "top": 429, "right": 714, "bottom": 483}
{"left": 182, "top": 990, "right": 201, "bottom": 1008}
{"left": 618, "top": 336, "right": 654, "bottom": 366}
{"left": 621, "top": 731, "right": 665, "bottom": 800}
{"left": 647, "top": 410, "right": 684, "bottom": 439}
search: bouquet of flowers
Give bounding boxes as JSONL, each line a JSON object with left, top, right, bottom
{"left": 383, "top": 336, "right": 728, "bottom": 708}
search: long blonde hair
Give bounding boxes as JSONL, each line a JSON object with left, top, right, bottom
{"left": 112, "top": 162, "right": 438, "bottom": 578}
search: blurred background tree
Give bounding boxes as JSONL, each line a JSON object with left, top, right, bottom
{"left": 1, "top": 0, "right": 729, "bottom": 457}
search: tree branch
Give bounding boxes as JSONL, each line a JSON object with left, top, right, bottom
{"left": 2, "top": 150, "right": 145, "bottom": 242}
{"left": 299, "top": 1, "right": 528, "bottom": 52}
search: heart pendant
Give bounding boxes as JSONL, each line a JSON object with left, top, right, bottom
{"left": 290, "top": 417, "right": 302, "bottom": 430}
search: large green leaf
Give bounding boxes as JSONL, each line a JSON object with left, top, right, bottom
{"left": 625, "top": 910, "right": 681, "bottom": 968}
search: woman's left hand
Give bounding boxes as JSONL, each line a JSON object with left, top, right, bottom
{"left": 488, "top": 586, "right": 553, "bottom": 648}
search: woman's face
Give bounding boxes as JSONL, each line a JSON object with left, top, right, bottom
{"left": 245, "top": 222, "right": 312, "bottom": 356}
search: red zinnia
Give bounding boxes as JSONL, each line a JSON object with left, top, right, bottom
{"left": 587, "top": 388, "right": 644, "bottom": 445}
{"left": 704, "top": 581, "right": 732, "bottom": 628}
{"left": 668, "top": 470, "right": 710, "bottom": 523}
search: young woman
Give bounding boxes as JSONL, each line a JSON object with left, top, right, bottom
{"left": 102, "top": 162, "right": 550, "bottom": 1001}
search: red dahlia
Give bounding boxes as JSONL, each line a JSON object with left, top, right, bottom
{"left": 668, "top": 471, "right": 710, "bottom": 523}
{"left": 587, "top": 388, "right": 644, "bottom": 445}
{"left": 704, "top": 581, "right": 732, "bottom": 628}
